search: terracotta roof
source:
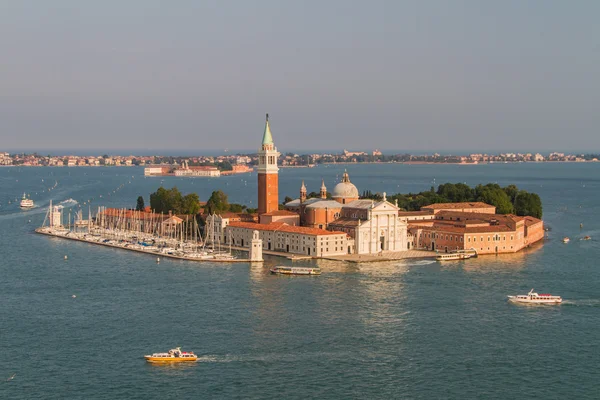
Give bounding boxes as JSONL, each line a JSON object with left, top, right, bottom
{"left": 523, "top": 216, "right": 543, "bottom": 226}
{"left": 327, "top": 217, "right": 362, "bottom": 227}
{"left": 227, "top": 221, "right": 345, "bottom": 236}
{"left": 261, "top": 210, "right": 299, "bottom": 216}
{"left": 398, "top": 210, "right": 434, "bottom": 217}
{"left": 421, "top": 202, "right": 495, "bottom": 210}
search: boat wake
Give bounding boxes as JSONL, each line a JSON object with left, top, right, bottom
{"left": 59, "top": 198, "right": 78, "bottom": 206}
{"left": 408, "top": 260, "right": 436, "bottom": 266}
{"left": 561, "top": 299, "right": 600, "bottom": 307}
{"left": 0, "top": 198, "right": 80, "bottom": 221}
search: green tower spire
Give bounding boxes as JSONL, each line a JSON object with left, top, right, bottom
{"left": 262, "top": 113, "right": 273, "bottom": 145}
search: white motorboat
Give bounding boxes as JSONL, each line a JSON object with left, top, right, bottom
{"left": 20, "top": 193, "right": 34, "bottom": 209}
{"left": 508, "top": 289, "right": 562, "bottom": 305}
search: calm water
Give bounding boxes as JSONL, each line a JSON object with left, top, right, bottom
{"left": 1, "top": 163, "right": 599, "bottom": 399}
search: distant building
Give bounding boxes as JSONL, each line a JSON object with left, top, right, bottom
{"left": 144, "top": 165, "right": 171, "bottom": 176}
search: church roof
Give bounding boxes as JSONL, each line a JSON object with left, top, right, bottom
{"left": 305, "top": 200, "right": 343, "bottom": 209}
{"left": 327, "top": 217, "right": 362, "bottom": 227}
{"left": 343, "top": 199, "right": 375, "bottom": 209}
{"left": 262, "top": 114, "right": 273, "bottom": 145}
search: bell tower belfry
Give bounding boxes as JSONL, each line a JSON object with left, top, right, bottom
{"left": 257, "top": 113, "right": 279, "bottom": 217}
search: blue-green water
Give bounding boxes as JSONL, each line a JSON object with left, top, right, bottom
{"left": 1, "top": 163, "right": 599, "bottom": 399}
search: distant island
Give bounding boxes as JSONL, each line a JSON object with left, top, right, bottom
{"left": 1, "top": 150, "right": 599, "bottom": 168}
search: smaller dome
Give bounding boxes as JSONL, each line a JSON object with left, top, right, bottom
{"left": 332, "top": 182, "right": 359, "bottom": 199}
{"left": 331, "top": 170, "right": 359, "bottom": 200}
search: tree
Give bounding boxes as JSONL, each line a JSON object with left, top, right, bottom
{"left": 136, "top": 196, "right": 145, "bottom": 211}
{"left": 149, "top": 186, "right": 199, "bottom": 214}
{"left": 150, "top": 187, "right": 169, "bottom": 213}
{"left": 182, "top": 193, "right": 201, "bottom": 215}
{"left": 284, "top": 196, "right": 293, "bottom": 204}
{"left": 437, "top": 183, "right": 474, "bottom": 203}
{"left": 205, "top": 190, "right": 229, "bottom": 215}
{"left": 229, "top": 203, "right": 245, "bottom": 213}
{"left": 514, "top": 191, "right": 543, "bottom": 218}
{"left": 475, "top": 184, "right": 514, "bottom": 214}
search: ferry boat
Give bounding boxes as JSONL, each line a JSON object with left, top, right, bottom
{"left": 562, "top": 237, "right": 570, "bottom": 243}
{"left": 144, "top": 347, "right": 197, "bottom": 363}
{"left": 507, "top": 289, "right": 562, "bottom": 305}
{"left": 20, "top": 193, "right": 34, "bottom": 209}
{"left": 270, "top": 266, "right": 321, "bottom": 275}
{"left": 436, "top": 248, "right": 478, "bottom": 261}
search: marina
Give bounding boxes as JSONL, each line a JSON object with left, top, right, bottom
{"left": 35, "top": 202, "right": 245, "bottom": 263}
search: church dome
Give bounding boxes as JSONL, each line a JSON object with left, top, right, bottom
{"left": 331, "top": 170, "right": 359, "bottom": 200}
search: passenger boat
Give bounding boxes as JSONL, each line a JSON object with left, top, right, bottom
{"left": 436, "top": 248, "right": 478, "bottom": 261}
{"left": 20, "top": 193, "right": 34, "bottom": 209}
{"left": 270, "top": 266, "right": 321, "bottom": 275}
{"left": 144, "top": 347, "right": 197, "bottom": 363}
{"left": 562, "top": 237, "right": 570, "bottom": 243}
{"left": 507, "top": 289, "right": 562, "bottom": 305}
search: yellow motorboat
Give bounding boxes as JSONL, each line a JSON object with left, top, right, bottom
{"left": 144, "top": 347, "right": 197, "bottom": 363}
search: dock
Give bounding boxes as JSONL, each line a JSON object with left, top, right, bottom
{"left": 35, "top": 227, "right": 248, "bottom": 263}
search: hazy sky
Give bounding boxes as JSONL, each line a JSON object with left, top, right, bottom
{"left": 1, "top": 1, "right": 599, "bottom": 153}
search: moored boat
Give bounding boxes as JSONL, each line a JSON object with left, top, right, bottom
{"left": 270, "top": 266, "right": 321, "bottom": 275}
{"left": 144, "top": 347, "right": 197, "bottom": 363}
{"left": 582, "top": 235, "right": 591, "bottom": 241}
{"left": 507, "top": 289, "right": 562, "bottom": 305}
{"left": 562, "top": 237, "right": 570, "bottom": 243}
{"left": 20, "top": 193, "right": 34, "bottom": 209}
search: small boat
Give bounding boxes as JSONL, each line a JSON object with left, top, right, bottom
{"left": 562, "top": 237, "right": 570, "bottom": 243}
{"left": 582, "top": 236, "right": 591, "bottom": 241}
{"left": 20, "top": 193, "right": 34, "bottom": 209}
{"left": 507, "top": 289, "right": 562, "bottom": 305}
{"left": 436, "top": 248, "right": 477, "bottom": 261}
{"left": 144, "top": 347, "right": 197, "bottom": 363}
{"left": 270, "top": 266, "right": 321, "bottom": 275}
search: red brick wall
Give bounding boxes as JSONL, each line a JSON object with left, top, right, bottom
{"left": 258, "top": 173, "right": 279, "bottom": 215}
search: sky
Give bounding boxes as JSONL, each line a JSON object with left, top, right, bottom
{"left": 1, "top": 0, "right": 599, "bottom": 154}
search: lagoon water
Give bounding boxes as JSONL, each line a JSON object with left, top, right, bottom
{"left": 1, "top": 163, "right": 599, "bottom": 399}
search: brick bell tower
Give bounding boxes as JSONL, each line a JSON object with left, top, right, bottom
{"left": 257, "top": 113, "right": 279, "bottom": 218}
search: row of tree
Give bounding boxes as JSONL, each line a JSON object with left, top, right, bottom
{"left": 137, "top": 182, "right": 542, "bottom": 222}
{"left": 138, "top": 187, "right": 201, "bottom": 215}
{"left": 361, "top": 183, "right": 543, "bottom": 218}
{"left": 204, "top": 190, "right": 256, "bottom": 215}
{"left": 138, "top": 188, "right": 256, "bottom": 217}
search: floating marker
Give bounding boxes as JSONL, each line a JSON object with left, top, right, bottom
{"left": 156, "top": 257, "right": 160, "bottom": 263}
{"left": 64, "top": 255, "right": 68, "bottom": 260}
{"left": 72, "top": 295, "right": 76, "bottom": 298}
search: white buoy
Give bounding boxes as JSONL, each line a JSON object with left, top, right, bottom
{"left": 156, "top": 257, "right": 160, "bottom": 263}
{"left": 64, "top": 255, "right": 68, "bottom": 260}
{"left": 72, "top": 295, "right": 76, "bottom": 298}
